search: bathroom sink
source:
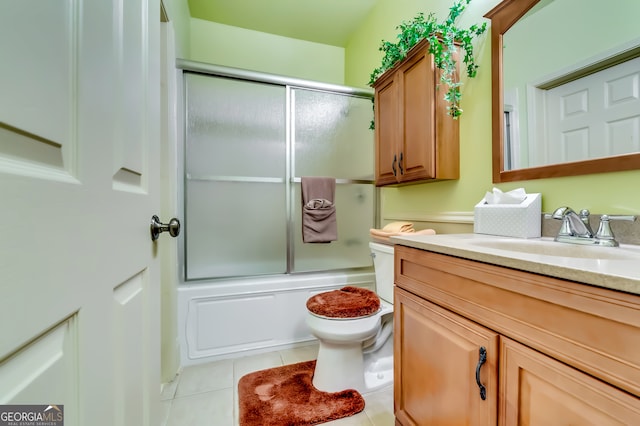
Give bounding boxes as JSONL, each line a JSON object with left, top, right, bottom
{"left": 468, "top": 238, "right": 640, "bottom": 261}
{"left": 390, "top": 233, "right": 640, "bottom": 295}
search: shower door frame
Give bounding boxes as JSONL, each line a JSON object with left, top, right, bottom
{"left": 177, "top": 59, "right": 379, "bottom": 281}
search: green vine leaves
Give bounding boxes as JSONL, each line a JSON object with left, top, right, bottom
{"left": 369, "top": 0, "right": 487, "bottom": 123}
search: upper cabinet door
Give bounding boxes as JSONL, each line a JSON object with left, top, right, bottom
{"left": 399, "top": 48, "right": 436, "bottom": 182}
{"left": 374, "top": 72, "right": 400, "bottom": 186}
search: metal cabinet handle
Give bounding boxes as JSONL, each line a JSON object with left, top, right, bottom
{"left": 392, "top": 154, "right": 397, "bottom": 176}
{"left": 399, "top": 152, "right": 404, "bottom": 175}
{"left": 475, "top": 346, "right": 487, "bottom": 400}
{"left": 150, "top": 215, "right": 181, "bottom": 241}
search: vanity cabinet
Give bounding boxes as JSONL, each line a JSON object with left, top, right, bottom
{"left": 373, "top": 38, "right": 459, "bottom": 186}
{"left": 394, "top": 245, "right": 640, "bottom": 425}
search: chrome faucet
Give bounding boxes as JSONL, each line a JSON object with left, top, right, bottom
{"left": 548, "top": 207, "right": 636, "bottom": 247}
{"left": 550, "top": 207, "right": 593, "bottom": 238}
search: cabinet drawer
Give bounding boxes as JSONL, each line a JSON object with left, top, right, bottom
{"left": 395, "top": 245, "right": 640, "bottom": 397}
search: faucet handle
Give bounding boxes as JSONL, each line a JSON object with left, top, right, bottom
{"left": 605, "top": 215, "right": 636, "bottom": 222}
{"left": 595, "top": 215, "right": 636, "bottom": 243}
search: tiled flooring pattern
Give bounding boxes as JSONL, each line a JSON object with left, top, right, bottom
{"left": 160, "top": 344, "right": 394, "bottom": 425}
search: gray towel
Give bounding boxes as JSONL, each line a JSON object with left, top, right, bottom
{"left": 301, "top": 177, "right": 337, "bottom": 243}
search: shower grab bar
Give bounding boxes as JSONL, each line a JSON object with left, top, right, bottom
{"left": 290, "top": 177, "right": 373, "bottom": 185}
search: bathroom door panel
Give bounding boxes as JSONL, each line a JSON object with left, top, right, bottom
{"left": 0, "top": 1, "right": 161, "bottom": 425}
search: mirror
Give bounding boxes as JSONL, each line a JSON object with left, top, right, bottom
{"left": 485, "top": 0, "right": 640, "bottom": 182}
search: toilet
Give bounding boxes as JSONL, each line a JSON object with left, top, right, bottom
{"left": 306, "top": 241, "right": 395, "bottom": 393}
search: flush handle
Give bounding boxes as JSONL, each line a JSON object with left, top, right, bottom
{"left": 150, "top": 215, "right": 180, "bottom": 241}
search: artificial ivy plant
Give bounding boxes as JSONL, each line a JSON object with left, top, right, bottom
{"left": 369, "top": 0, "right": 487, "bottom": 121}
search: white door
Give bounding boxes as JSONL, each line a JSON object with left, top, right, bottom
{"left": 0, "top": 1, "right": 162, "bottom": 425}
{"left": 542, "top": 56, "right": 640, "bottom": 165}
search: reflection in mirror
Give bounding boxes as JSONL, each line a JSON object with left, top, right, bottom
{"left": 486, "top": 0, "right": 640, "bottom": 182}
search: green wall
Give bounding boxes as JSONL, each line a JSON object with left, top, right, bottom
{"left": 189, "top": 18, "right": 345, "bottom": 84}
{"left": 163, "top": 0, "right": 347, "bottom": 84}
{"left": 344, "top": 0, "right": 640, "bottom": 217}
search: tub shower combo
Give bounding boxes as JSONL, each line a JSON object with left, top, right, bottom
{"left": 176, "top": 61, "right": 377, "bottom": 364}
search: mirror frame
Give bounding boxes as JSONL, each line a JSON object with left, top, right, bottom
{"left": 485, "top": 0, "right": 640, "bottom": 183}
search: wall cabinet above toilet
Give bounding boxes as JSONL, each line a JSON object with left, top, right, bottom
{"left": 373, "top": 39, "right": 460, "bottom": 186}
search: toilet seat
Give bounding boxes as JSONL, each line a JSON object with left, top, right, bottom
{"left": 306, "top": 286, "right": 380, "bottom": 319}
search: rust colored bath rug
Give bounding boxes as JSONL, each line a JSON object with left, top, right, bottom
{"left": 238, "top": 360, "right": 365, "bottom": 425}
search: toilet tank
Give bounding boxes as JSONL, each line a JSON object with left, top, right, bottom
{"left": 369, "top": 242, "right": 395, "bottom": 304}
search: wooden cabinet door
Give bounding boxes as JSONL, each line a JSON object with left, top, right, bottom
{"left": 500, "top": 337, "right": 640, "bottom": 425}
{"left": 395, "top": 288, "right": 499, "bottom": 426}
{"left": 398, "top": 47, "right": 436, "bottom": 182}
{"left": 374, "top": 73, "right": 400, "bottom": 185}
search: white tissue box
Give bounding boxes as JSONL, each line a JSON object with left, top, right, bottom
{"left": 474, "top": 193, "right": 541, "bottom": 238}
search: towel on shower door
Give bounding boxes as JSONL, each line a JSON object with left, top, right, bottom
{"left": 301, "top": 177, "right": 337, "bottom": 243}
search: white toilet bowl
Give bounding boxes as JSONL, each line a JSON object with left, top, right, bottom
{"left": 305, "top": 242, "right": 395, "bottom": 394}
{"left": 307, "top": 301, "right": 393, "bottom": 393}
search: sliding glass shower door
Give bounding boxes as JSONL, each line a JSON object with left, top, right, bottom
{"left": 291, "top": 88, "right": 375, "bottom": 272}
{"left": 183, "top": 71, "right": 374, "bottom": 281}
{"left": 185, "top": 74, "right": 287, "bottom": 279}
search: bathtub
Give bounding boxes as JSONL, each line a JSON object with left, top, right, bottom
{"left": 177, "top": 270, "right": 375, "bottom": 366}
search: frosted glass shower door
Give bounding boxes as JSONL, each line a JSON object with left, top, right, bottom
{"left": 185, "top": 73, "right": 287, "bottom": 279}
{"left": 292, "top": 88, "right": 375, "bottom": 272}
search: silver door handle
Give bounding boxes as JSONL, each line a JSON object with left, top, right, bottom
{"left": 150, "top": 215, "right": 180, "bottom": 241}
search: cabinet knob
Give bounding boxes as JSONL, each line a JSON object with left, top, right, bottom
{"left": 399, "top": 152, "right": 404, "bottom": 175}
{"left": 392, "top": 154, "right": 397, "bottom": 176}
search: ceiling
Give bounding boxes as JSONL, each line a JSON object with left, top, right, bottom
{"left": 187, "top": 0, "right": 378, "bottom": 47}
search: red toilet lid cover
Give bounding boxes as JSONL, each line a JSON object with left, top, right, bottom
{"left": 306, "top": 286, "right": 380, "bottom": 318}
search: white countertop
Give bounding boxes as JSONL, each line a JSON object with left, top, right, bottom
{"left": 390, "top": 233, "right": 640, "bottom": 296}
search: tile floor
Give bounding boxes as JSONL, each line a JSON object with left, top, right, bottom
{"left": 160, "top": 343, "right": 394, "bottom": 426}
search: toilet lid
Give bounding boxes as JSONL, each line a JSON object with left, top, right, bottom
{"left": 306, "top": 286, "right": 380, "bottom": 319}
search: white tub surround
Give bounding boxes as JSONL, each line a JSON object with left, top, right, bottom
{"left": 177, "top": 271, "right": 374, "bottom": 366}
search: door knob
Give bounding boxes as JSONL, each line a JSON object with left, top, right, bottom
{"left": 150, "top": 215, "right": 180, "bottom": 241}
